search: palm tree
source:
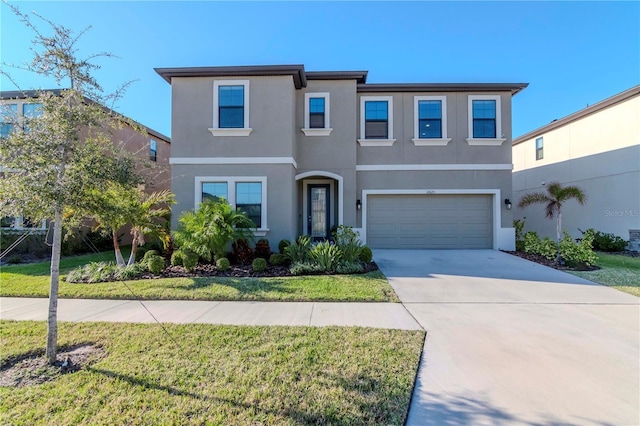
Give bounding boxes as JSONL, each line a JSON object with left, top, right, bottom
{"left": 126, "top": 189, "right": 175, "bottom": 266}
{"left": 518, "top": 182, "right": 586, "bottom": 262}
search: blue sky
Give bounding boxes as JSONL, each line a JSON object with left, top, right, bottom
{"left": 1, "top": 1, "right": 638, "bottom": 138}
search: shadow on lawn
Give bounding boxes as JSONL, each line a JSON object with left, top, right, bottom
{"left": 185, "top": 277, "right": 296, "bottom": 296}
{"left": 409, "top": 391, "right": 615, "bottom": 426}
{"left": 87, "top": 367, "right": 406, "bottom": 425}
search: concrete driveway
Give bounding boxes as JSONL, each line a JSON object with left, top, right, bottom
{"left": 374, "top": 249, "right": 639, "bottom": 426}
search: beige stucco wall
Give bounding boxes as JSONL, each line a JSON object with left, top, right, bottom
{"left": 513, "top": 93, "right": 640, "bottom": 239}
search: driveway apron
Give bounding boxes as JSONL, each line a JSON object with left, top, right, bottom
{"left": 374, "top": 249, "right": 639, "bottom": 426}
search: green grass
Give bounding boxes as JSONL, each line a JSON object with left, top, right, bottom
{"left": 1, "top": 320, "right": 425, "bottom": 425}
{"left": 569, "top": 253, "right": 640, "bottom": 297}
{"left": 0, "top": 252, "right": 399, "bottom": 302}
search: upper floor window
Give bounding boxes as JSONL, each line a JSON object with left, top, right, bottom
{"left": 219, "top": 85, "right": 244, "bottom": 128}
{"left": 302, "top": 92, "right": 332, "bottom": 136}
{"left": 358, "top": 96, "right": 395, "bottom": 146}
{"left": 149, "top": 139, "right": 157, "bottom": 162}
{"left": 413, "top": 96, "right": 451, "bottom": 146}
{"left": 22, "top": 103, "right": 43, "bottom": 118}
{"left": 0, "top": 104, "right": 17, "bottom": 138}
{"left": 536, "top": 137, "right": 544, "bottom": 160}
{"left": 466, "top": 95, "right": 505, "bottom": 146}
{"left": 210, "top": 80, "right": 252, "bottom": 136}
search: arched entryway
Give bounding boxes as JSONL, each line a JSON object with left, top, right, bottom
{"left": 295, "top": 171, "right": 343, "bottom": 240}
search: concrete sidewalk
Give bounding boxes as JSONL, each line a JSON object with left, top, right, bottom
{"left": 0, "top": 297, "right": 423, "bottom": 330}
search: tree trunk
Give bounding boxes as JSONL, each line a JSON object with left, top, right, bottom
{"left": 556, "top": 210, "right": 562, "bottom": 263}
{"left": 127, "top": 230, "right": 138, "bottom": 266}
{"left": 46, "top": 208, "right": 63, "bottom": 364}
{"left": 113, "top": 231, "right": 125, "bottom": 267}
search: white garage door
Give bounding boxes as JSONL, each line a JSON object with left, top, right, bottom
{"left": 367, "top": 194, "right": 493, "bottom": 249}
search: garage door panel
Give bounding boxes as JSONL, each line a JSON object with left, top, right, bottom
{"left": 367, "top": 194, "right": 493, "bottom": 249}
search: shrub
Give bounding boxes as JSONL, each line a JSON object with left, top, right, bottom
{"left": 284, "top": 235, "right": 311, "bottom": 264}
{"left": 523, "top": 232, "right": 557, "bottom": 260}
{"left": 255, "top": 239, "right": 271, "bottom": 259}
{"left": 581, "top": 228, "right": 627, "bottom": 252}
{"left": 513, "top": 218, "right": 526, "bottom": 251}
{"left": 336, "top": 261, "right": 364, "bottom": 274}
{"left": 66, "top": 262, "right": 146, "bottom": 283}
{"left": 1, "top": 232, "right": 50, "bottom": 258}
{"left": 216, "top": 257, "right": 230, "bottom": 271}
{"left": 182, "top": 250, "right": 199, "bottom": 272}
{"left": 359, "top": 246, "right": 373, "bottom": 263}
{"left": 6, "top": 255, "right": 23, "bottom": 264}
{"left": 310, "top": 241, "right": 342, "bottom": 272}
{"left": 142, "top": 250, "right": 160, "bottom": 262}
{"left": 332, "top": 225, "right": 363, "bottom": 263}
{"left": 561, "top": 230, "right": 597, "bottom": 267}
{"left": 278, "top": 239, "right": 291, "bottom": 254}
{"left": 146, "top": 255, "right": 165, "bottom": 274}
{"left": 290, "top": 262, "right": 324, "bottom": 276}
{"left": 269, "top": 253, "right": 285, "bottom": 266}
{"left": 173, "top": 199, "right": 255, "bottom": 262}
{"left": 170, "top": 250, "right": 184, "bottom": 266}
{"left": 232, "top": 238, "right": 254, "bottom": 264}
{"left": 252, "top": 257, "right": 267, "bottom": 272}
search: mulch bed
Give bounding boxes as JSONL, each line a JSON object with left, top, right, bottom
{"left": 0, "top": 344, "right": 106, "bottom": 388}
{"left": 504, "top": 251, "right": 600, "bottom": 271}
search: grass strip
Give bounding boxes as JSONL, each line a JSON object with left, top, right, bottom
{"left": 569, "top": 253, "right": 640, "bottom": 297}
{"left": 1, "top": 252, "right": 398, "bottom": 302}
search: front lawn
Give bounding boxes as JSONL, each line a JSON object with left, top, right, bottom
{"left": 0, "top": 252, "right": 398, "bottom": 302}
{"left": 1, "top": 321, "right": 425, "bottom": 425}
{"left": 569, "top": 253, "right": 640, "bottom": 297}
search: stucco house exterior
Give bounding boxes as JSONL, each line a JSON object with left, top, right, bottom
{"left": 156, "top": 65, "right": 527, "bottom": 250}
{"left": 0, "top": 89, "right": 171, "bottom": 231}
{"left": 512, "top": 86, "right": 640, "bottom": 244}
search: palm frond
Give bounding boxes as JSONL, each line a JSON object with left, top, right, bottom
{"left": 518, "top": 192, "right": 552, "bottom": 208}
{"left": 558, "top": 186, "right": 587, "bottom": 205}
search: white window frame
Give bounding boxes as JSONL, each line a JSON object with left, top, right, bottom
{"left": 0, "top": 216, "right": 46, "bottom": 230}
{"left": 536, "top": 136, "right": 544, "bottom": 160}
{"left": 466, "top": 95, "right": 506, "bottom": 146}
{"left": 302, "top": 92, "right": 332, "bottom": 136}
{"left": 358, "top": 95, "right": 396, "bottom": 146}
{"left": 412, "top": 95, "right": 451, "bottom": 146}
{"left": 195, "top": 176, "right": 268, "bottom": 236}
{"left": 209, "top": 80, "right": 252, "bottom": 137}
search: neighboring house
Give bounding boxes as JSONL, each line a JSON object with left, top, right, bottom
{"left": 156, "top": 65, "right": 527, "bottom": 250}
{"left": 0, "top": 89, "right": 171, "bottom": 232}
{"left": 513, "top": 86, "right": 640, "bottom": 243}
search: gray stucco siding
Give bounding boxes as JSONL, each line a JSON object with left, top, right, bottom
{"left": 170, "top": 164, "right": 298, "bottom": 247}
{"left": 171, "top": 76, "right": 297, "bottom": 158}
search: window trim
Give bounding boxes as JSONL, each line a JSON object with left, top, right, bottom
{"left": 358, "top": 95, "right": 396, "bottom": 146}
{"left": 466, "top": 95, "right": 506, "bottom": 146}
{"left": 535, "top": 136, "right": 544, "bottom": 160}
{"left": 412, "top": 96, "right": 451, "bottom": 146}
{"left": 302, "top": 92, "right": 332, "bottom": 136}
{"left": 195, "top": 176, "right": 268, "bottom": 236}
{"left": 209, "top": 80, "right": 252, "bottom": 136}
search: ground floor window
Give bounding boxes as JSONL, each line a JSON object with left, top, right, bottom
{"left": 197, "top": 176, "right": 267, "bottom": 231}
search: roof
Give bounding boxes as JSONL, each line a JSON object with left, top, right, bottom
{"left": 357, "top": 83, "right": 528, "bottom": 95}
{"left": 0, "top": 89, "right": 171, "bottom": 143}
{"left": 155, "top": 65, "right": 308, "bottom": 88}
{"left": 513, "top": 85, "right": 640, "bottom": 145}
{"left": 155, "top": 65, "right": 527, "bottom": 96}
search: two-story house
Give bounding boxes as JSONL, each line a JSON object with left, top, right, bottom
{"left": 156, "top": 65, "right": 526, "bottom": 250}
{"left": 513, "top": 85, "right": 639, "bottom": 246}
{"left": 0, "top": 89, "right": 171, "bottom": 231}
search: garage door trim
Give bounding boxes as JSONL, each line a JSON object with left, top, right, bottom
{"left": 361, "top": 189, "right": 502, "bottom": 249}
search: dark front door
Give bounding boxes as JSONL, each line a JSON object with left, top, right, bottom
{"left": 307, "top": 184, "right": 330, "bottom": 240}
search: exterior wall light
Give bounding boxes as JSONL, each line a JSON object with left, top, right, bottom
{"left": 504, "top": 198, "right": 512, "bottom": 210}
{"left": 356, "top": 199, "right": 362, "bottom": 210}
